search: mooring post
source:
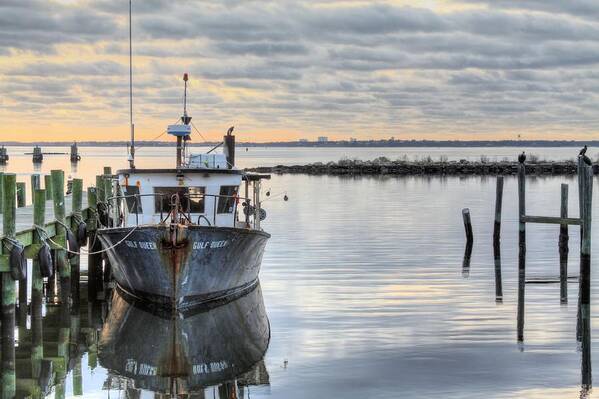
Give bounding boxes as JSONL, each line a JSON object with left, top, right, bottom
{"left": 30, "top": 174, "right": 40, "bottom": 200}
{"left": 0, "top": 172, "right": 4, "bottom": 215}
{"left": 87, "top": 187, "right": 102, "bottom": 301}
{"left": 462, "top": 241, "right": 473, "bottom": 278}
{"left": 31, "top": 188, "right": 46, "bottom": 379}
{"left": 493, "top": 176, "right": 504, "bottom": 243}
{"left": 103, "top": 169, "right": 113, "bottom": 286}
{"left": 51, "top": 170, "right": 71, "bottom": 303}
{"left": 462, "top": 208, "right": 474, "bottom": 243}
{"left": 44, "top": 175, "right": 52, "bottom": 201}
{"left": 16, "top": 182, "right": 26, "bottom": 208}
{"left": 493, "top": 242, "right": 503, "bottom": 303}
{"left": 71, "top": 178, "right": 83, "bottom": 309}
{"left": 517, "top": 162, "right": 526, "bottom": 248}
{"left": 579, "top": 159, "right": 593, "bottom": 387}
{"left": 1, "top": 173, "right": 16, "bottom": 399}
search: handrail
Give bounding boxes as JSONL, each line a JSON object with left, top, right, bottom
{"left": 102, "top": 192, "right": 255, "bottom": 229}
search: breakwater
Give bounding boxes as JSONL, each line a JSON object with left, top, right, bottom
{"left": 246, "top": 158, "right": 598, "bottom": 176}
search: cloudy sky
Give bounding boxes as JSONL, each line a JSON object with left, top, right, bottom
{"left": 1, "top": 0, "right": 599, "bottom": 142}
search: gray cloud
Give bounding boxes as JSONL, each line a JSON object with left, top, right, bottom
{"left": 1, "top": 1, "right": 599, "bottom": 138}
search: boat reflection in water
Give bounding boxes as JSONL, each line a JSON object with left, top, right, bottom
{"left": 98, "top": 284, "right": 270, "bottom": 398}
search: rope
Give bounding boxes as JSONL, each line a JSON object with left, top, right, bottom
{"left": 190, "top": 120, "right": 208, "bottom": 143}
{"left": 33, "top": 224, "right": 140, "bottom": 256}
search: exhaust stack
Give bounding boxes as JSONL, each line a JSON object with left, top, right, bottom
{"left": 224, "top": 126, "right": 235, "bottom": 168}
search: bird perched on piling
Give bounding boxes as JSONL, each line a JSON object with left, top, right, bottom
{"left": 518, "top": 152, "right": 526, "bottom": 164}
{"left": 227, "top": 126, "right": 234, "bottom": 135}
{"left": 580, "top": 145, "right": 588, "bottom": 156}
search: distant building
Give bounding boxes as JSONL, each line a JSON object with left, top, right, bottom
{"left": 350, "top": 138, "right": 357, "bottom": 143}
{"left": 298, "top": 139, "right": 309, "bottom": 143}
{"left": 318, "top": 136, "right": 328, "bottom": 143}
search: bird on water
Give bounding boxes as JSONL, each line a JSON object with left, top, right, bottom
{"left": 518, "top": 152, "right": 526, "bottom": 164}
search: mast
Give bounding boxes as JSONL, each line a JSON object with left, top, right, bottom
{"left": 177, "top": 73, "right": 192, "bottom": 168}
{"left": 128, "top": 0, "right": 135, "bottom": 168}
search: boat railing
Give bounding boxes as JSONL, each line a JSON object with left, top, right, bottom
{"left": 101, "top": 192, "right": 260, "bottom": 229}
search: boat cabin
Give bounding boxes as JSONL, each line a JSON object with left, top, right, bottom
{"left": 111, "top": 153, "right": 269, "bottom": 230}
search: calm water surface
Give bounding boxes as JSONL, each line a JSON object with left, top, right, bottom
{"left": 3, "top": 147, "right": 599, "bottom": 398}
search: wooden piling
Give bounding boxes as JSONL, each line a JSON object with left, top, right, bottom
{"left": 16, "top": 182, "right": 26, "bottom": 208}
{"left": 517, "top": 246, "right": 525, "bottom": 344}
{"left": 71, "top": 179, "right": 83, "bottom": 309}
{"left": 517, "top": 163, "right": 526, "bottom": 249}
{"left": 103, "top": 170, "right": 113, "bottom": 285}
{"left": 493, "top": 176, "right": 504, "bottom": 243}
{"left": 31, "top": 189, "right": 45, "bottom": 380}
{"left": 462, "top": 208, "right": 473, "bottom": 243}
{"left": 30, "top": 174, "right": 40, "bottom": 200}
{"left": 87, "top": 187, "right": 102, "bottom": 301}
{"left": 51, "top": 170, "right": 70, "bottom": 303}
{"left": 1, "top": 173, "right": 16, "bottom": 399}
{"left": 44, "top": 175, "right": 52, "bottom": 201}
{"left": 462, "top": 241, "right": 473, "bottom": 278}
{"left": 0, "top": 172, "right": 3, "bottom": 215}
{"left": 578, "top": 159, "right": 592, "bottom": 387}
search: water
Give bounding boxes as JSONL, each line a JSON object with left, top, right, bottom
{"left": 4, "top": 147, "right": 599, "bottom": 398}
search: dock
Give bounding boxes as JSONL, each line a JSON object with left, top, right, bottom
{"left": 0, "top": 168, "right": 111, "bottom": 399}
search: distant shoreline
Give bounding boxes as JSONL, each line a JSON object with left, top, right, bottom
{"left": 1, "top": 140, "right": 599, "bottom": 148}
{"left": 246, "top": 158, "right": 596, "bottom": 176}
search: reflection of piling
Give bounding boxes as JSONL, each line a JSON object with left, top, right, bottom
{"left": 2, "top": 174, "right": 17, "bottom": 398}
{"left": 517, "top": 243, "right": 526, "bottom": 344}
{"left": 559, "top": 184, "right": 569, "bottom": 304}
{"left": 462, "top": 241, "right": 473, "bottom": 278}
{"left": 493, "top": 242, "right": 503, "bottom": 303}
{"left": 493, "top": 176, "right": 504, "bottom": 243}
{"left": 462, "top": 208, "right": 473, "bottom": 243}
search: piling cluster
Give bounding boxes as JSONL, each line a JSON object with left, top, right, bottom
{"left": 0, "top": 167, "right": 115, "bottom": 398}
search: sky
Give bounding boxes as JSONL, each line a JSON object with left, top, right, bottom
{"left": 1, "top": 0, "right": 599, "bottom": 143}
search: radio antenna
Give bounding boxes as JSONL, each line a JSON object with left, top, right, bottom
{"left": 128, "top": 0, "right": 135, "bottom": 168}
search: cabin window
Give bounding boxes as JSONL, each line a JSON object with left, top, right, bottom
{"left": 217, "top": 186, "right": 239, "bottom": 214}
{"left": 123, "top": 186, "right": 142, "bottom": 214}
{"left": 154, "top": 187, "right": 205, "bottom": 213}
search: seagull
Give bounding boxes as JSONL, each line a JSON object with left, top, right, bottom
{"left": 227, "top": 126, "right": 234, "bottom": 135}
{"left": 580, "top": 145, "right": 588, "bottom": 156}
{"left": 518, "top": 152, "right": 526, "bottom": 164}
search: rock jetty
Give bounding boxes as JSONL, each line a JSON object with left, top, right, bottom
{"left": 246, "top": 158, "right": 597, "bottom": 176}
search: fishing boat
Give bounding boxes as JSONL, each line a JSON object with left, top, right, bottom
{"left": 96, "top": 73, "right": 271, "bottom": 310}
{"left": 99, "top": 284, "right": 270, "bottom": 396}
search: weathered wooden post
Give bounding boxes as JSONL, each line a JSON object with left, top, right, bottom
{"left": 71, "top": 178, "right": 83, "bottom": 309}
{"left": 31, "top": 189, "right": 46, "bottom": 381}
{"left": 44, "top": 175, "right": 52, "bottom": 201}
{"left": 51, "top": 169, "right": 70, "bottom": 303}
{"left": 1, "top": 173, "right": 16, "bottom": 399}
{"left": 493, "top": 176, "right": 504, "bottom": 243}
{"left": 0, "top": 172, "right": 4, "bottom": 215}
{"left": 462, "top": 208, "right": 473, "bottom": 243}
{"left": 493, "top": 242, "right": 502, "bottom": 303}
{"left": 579, "top": 159, "right": 592, "bottom": 386}
{"left": 102, "top": 168, "right": 114, "bottom": 287}
{"left": 518, "top": 162, "right": 526, "bottom": 248}
{"left": 87, "top": 187, "right": 102, "bottom": 301}
{"left": 559, "top": 183, "right": 569, "bottom": 304}
{"left": 16, "top": 182, "right": 26, "bottom": 208}
{"left": 30, "top": 174, "right": 40, "bottom": 200}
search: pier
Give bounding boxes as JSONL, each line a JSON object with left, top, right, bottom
{"left": 0, "top": 168, "right": 108, "bottom": 398}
